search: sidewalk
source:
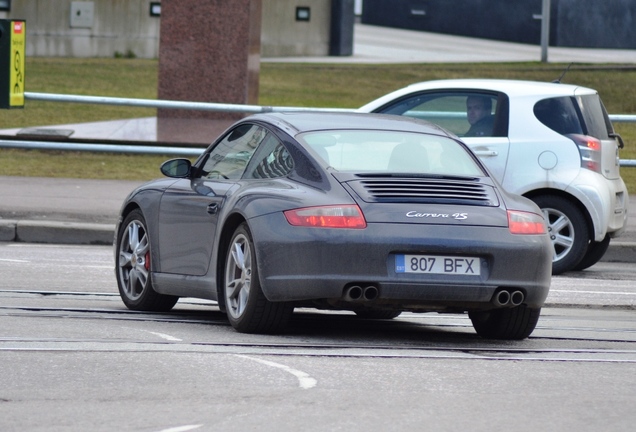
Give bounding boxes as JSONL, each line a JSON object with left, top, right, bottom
{"left": 0, "top": 176, "right": 142, "bottom": 245}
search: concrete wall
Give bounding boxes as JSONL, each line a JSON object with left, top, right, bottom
{"left": 9, "top": 0, "right": 161, "bottom": 58}
{"left": 261, "top": 0, "right": 332, "bottom": 57}
{"left": 3, "top": 0, "right": 341, "bottom": 58}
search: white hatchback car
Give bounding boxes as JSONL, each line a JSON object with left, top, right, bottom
{"left": 359, "top": 79, "right": 629, "bottom": 274}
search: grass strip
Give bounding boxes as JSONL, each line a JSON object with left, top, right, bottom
{"left": 0, "top": 58, "right": 634, "bottom": 189}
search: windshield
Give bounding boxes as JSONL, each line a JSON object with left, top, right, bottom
{"left": 298, "top": 130, "right": 485, "bottom": 177}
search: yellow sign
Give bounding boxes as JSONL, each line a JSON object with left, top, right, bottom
{"left": 9, "top": 20, "right": 25, "bottom": 107}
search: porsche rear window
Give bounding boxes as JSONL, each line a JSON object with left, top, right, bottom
{"left": 299, "top": 130, "right": 484, "bottom": 177}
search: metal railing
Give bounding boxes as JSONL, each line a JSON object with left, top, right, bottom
{"left": 0, "top": 139, "right": 204, "bottom": 156}
{"left": 23, "top": 92, "right": 357, "bottom": 114}
{"left": 0, "top": 91, "right": 634, "bottom": 166}
{"left": 21, "top": 91, "right": 636, "bottom": 122}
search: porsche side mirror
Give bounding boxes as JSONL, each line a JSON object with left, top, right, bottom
{"left": 160, "top": 158, "right": 192, "bottom": 178}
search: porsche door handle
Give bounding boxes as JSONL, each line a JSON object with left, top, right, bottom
{"left": 207, "top": 203, "right": 219, "bottom": 214}
{"left": 473, "top": 150, "right": 498, "bottom": 157}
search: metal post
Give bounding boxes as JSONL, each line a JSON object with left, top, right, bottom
{"left": 540, "top": 0, "right": 551, "bottom": 63}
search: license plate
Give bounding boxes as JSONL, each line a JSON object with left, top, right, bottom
{"left": 396, "top": 254, "right": 481, "bottom": 275}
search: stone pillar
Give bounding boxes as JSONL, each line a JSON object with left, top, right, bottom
{"left": 157, "top": 0, "right": 262, "bottom": 144}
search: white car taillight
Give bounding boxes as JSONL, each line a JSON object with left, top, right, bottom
{"left": 568, "top": 133, "right": 602, "bottom": 173}
{"left": 284, "top": 205, "right": 367, "bottom": 229}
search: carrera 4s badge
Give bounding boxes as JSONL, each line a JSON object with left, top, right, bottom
{"left": 406, "top": 211, "right": 468, "bottom": 220}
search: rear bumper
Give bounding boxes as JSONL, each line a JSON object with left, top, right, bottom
{"left": 568, "top": 173, "right": 629, "bottom": 241}
{"left": 249, "top": 214, "right": 552, "bottom": 310}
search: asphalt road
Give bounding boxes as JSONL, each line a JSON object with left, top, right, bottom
{"left": 1, "top": 243, "right": 634, "bottom": 309}
{"left": 0, "top": 243, "right": 635, "bottom": 432}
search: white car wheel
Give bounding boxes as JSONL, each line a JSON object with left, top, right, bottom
{"left": 532, "top": 195, "right": 589, "bottom": 275}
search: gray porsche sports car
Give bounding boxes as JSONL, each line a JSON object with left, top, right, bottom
{"left": 115, "top": 112, "right": 552, "bottom": 340}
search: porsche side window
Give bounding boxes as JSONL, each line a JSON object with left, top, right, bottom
{"left": 244, "top": 134, "right": 294, "bottom": 179}
{"left": 379, "top": 92, "right": 505, "bottom": 137}
{"left": 199, "top": 124, "right": 267, "bottom": 180}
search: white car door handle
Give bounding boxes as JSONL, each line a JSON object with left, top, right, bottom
{"left": 473, "top": 150, "right": 499, "bottom": 157}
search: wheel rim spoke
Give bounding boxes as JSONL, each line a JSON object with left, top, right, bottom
{"left": 128, "top": 222, "right": 140, "bottom": 251}
{"left": 128, "top": 269, "right": 140, "bottom": 295}
{"left": 551, "top": 214, "right": 571, "bottom": 234}
{"left": 226, "top": 279, "right": 241, "bottom": 300}
{"left": 554, "top": 233, "right": 574, "bottom": 249}
{"left": 136, "top": 234, "right": 149, "bottom": 257}
{"left": 238, "top": 282, "right": 249, "bottom": 314}
{"left": 136, "top": 266, "right": 149, "bottom": 288}
{"left": 119, "top": 251, "right": 133, "bottom": 268}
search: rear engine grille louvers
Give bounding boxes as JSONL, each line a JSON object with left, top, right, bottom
{"left": 350, "top": 179, "right": 498, "bottom": 206}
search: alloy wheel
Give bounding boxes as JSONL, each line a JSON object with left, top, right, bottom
{"left": 225, "top": 232, "right": 252, "bottom": 319}
{"left": 118, "top": 219, "right": 150, "bottom": 301}
{"left": 542, "top": 206, "right": 575, "bottom": 263}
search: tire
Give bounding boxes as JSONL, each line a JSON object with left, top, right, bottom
{"left": 115, "top": 209, "right": 179, "bottom": 312}
{"left": 573, "top": 234, "right": 611, "bottom": 271}
{"left": 469, "top": 306, "right": 541, "bottom": 340}
{"left": 531, "top": 195, "right": 589, "bottom": 275}
{"left": 223, "top": 223, "right": 293, "bottom": 334}
{"left": 355, "top": 309, "right": 402, "bottom": 320}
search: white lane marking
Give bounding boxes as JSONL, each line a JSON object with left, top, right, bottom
{"left": 550, "top": 289, "right": 636, "bottom": 296}
{"left": 121, "top": 327, "right": 183, "bottom": 342}
{"left": 235, "top": 354, "right": 317, "bottom": 389}
{"left": 6, "top": 243, "right": 108, "bottom": 248}
{"left": 155, "top": 425, "right": 203, "bottom": 432}
{"left": 148, "top": 331, "right": 182, "bottom": 342}
{"left": 0, "top": 258, "right": 110, "bottom": 268}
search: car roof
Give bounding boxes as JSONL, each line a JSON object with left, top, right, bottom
{"left": 383, "top": 79, "right": 596, "bottom": 98}
{"left": 248, "top": 111, "right": 456, "bottom": 137}
{"left": 358, "top": 79, "right": 599, "bottom": 113}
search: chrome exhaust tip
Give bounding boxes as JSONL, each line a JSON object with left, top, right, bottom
{"left": 510, "top": 290, "right": 525, "bottom": 306}
{"left": 493, "top": 290, "right": 511, "bottom": 307}
{"left": 363, "top": 285, "right": 379, "bottom": 301}
{"left": 344, "top": 285, "right": 363, "bottom": 302}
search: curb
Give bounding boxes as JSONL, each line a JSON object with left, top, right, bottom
{"left": 0, "top": 219, "right": 114, "bottom": 245}
{"left": 601, "top": 241, "right": 636, "bottom": 264}
{"left": 1, "top": 219, "right": 635, "bottom": 263}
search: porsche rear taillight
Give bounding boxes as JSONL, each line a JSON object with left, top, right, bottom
{"left": 568, "top": 133, "right": 602, "bottom": 173}
{"left": 284, "top": 205, "right": 367, "bottom": 229}
{"left": 507, "top": 210, "right": 546, "bottom": 235}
